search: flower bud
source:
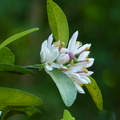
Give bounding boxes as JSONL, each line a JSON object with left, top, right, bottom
{"left": 57, "top": 53, "right": 70, "bottom": 64}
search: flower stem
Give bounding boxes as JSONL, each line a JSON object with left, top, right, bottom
{"left": 23, "top": 64, "right": 43, "bottom": 70}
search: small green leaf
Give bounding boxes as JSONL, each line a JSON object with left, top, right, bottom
{"left": 1, "top": 106, "right": 40, "bottom": 120}
{"left": 0, "top": 47, "right": 15, "bottom": 64}
{"left": 48, "top": 69, "right": 77, "bottom": 107}
{"left": 0, "top": 64, "right": 37, "bottom": 76}
{"left": 61, "top": 110, "right": 75, "bottom": 120}
{"left": 0, "top": 87, "right": 42, "bottom": 110}
{"left": 0, "top": 28, "right": 39, "bottom": 49}
{"left": 47, "top": 0, "right": 69, "bottom": 46}
{"left": 85, "top": 76, "right": 103, "bottom": 111}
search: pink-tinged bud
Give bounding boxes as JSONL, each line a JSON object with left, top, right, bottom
{"left": 57, "top": 53, "right": 70, "bottom": 64}
{"left": 68, "top": 52, "right": 74, "bottom": 60}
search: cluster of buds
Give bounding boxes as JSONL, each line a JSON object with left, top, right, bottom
{"left": 40, "top": 31, "right": 94, "bottom": 94}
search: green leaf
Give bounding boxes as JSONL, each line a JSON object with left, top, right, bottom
{"left": 47, "top": 0, "right": 69, "bottom": 46}
{"left": 0, "top": 64, "right": 38, "bottom": 76}
{"left": 1, "top": 106, "right": 40, "bottom": 120}
{"left": 0, "top": 28, "right": 39, "bottom": 49}
{"left": 85, "top": 76, "right": 103, "bottom": 111}
{"left": 48, "top": 69, "right": 77, "bottom": 107}
{"left": 0, "top": 47, "right": 15, "bottom": 64}
{"left": 0, "top": 87, "right": 42, "bottom": 110}
{"left": 61, "top": 110, "right": 75, "bottom": 120}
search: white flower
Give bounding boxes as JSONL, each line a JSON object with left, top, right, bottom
{"left": 40, "top": 31, "right": 94, "bottom": 94}
{"left": 40, "top": 34, "right": 62, "bottom": 71}
{"left": 59, "top": 31, "right": 94, "bottom": 94}
{"left": 67, "top": 31, "right": 91, "bottom": 60}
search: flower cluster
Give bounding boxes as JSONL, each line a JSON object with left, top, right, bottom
{"left": 40, "top": 31, "right": 94, "bottom": 94}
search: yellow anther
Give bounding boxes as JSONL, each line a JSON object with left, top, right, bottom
{"left": 54, "top": 42, "right": 59, "bottom": 47}
{"left": 61, "top": 42, "right": 65, "bottom": 47}
{"left": 76, "top": 41, "right": 82, "bottom": 45}
{"left": 48, "top": 63, "right": 51, "bottom": 65}
{"left": 86, "top": 58, "right": 89, "bottom": 62}
{"left": 79, "top": 83, "right": 83, "bottom": 86}
{"left": 83, "top": 67, "right": 88, "bottom": 73}
{"left": 71, "top": 77, "right": 75, "bottom": 79}
{"left": 76, "top": 41, "right": 80, "bottom": 44}
{"left": 86, "top": 47, "right": 90, "bottom": 50}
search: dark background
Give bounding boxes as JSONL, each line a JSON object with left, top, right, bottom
{"left": 0, "top": 0, "right": 120, "bottom": 120}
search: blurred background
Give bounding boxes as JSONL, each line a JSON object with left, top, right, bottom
{"left": 0, "top": 0, "right": 120, "bottom": 120}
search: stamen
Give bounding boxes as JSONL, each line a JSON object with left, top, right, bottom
{"left": 80, "top": 46, "right": 90, "bottom": 54}
{"left": 61, "top": 42, "right": 65, "bottom": 47}
{"left": 79, "top": 83, "right": 83, "bottom": 86}
{"left": 59, "top": 42, "right": 65, "bottom": 51}
{"left": 86, "top": 58, "right": 89, "bottom": 62}
{"left": 71, "top": 77, "right": 75, "bottom": 79}
{"left": 48, "top": 63, "right": 51, "bottom": 65}
{"left": 86, "top": 47, "right": 90, "bottom": 50}
{"left": 83, "top": 67, "right": 88, "bottom": 73}
{"left": 76, "top": 41, "right": 82, "bottom": 46}
{"left": 77, "top": 71, "right": 85, "bottom": 73}
{"left": 54, "top": 42, "right": 59, "bottom": 47}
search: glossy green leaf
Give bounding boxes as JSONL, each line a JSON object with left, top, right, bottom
{"left": 0, "top": 64, "right": 37, "bottom": 76}
{"left": 48, "top": 69, "right": 77, "bottom": 107}
{"left": 0, "top": 47, "right": 15, "bottom": 64}
{"left": 0, "top": 87, "right": 42, "bottom": 110}
{"left": 47, "top": 0, "right": 69, "bottom": 46}
{"left": 85, "top": 76, "right": 103, "bottom": 111}
{"left": 0, "top": 28, "right": 39, "bottom": 49}
{"left": 61, "top": 110, "right": 75, "bottom": 120}
{"left": 1, "top": 106, "right": 40, "bottom": 120}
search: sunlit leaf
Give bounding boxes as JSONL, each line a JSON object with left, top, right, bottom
{"left": 0, "top": 28, "right": 39, "bottom": 49}
{"left": 61, "top": 110, "right": 75, "bottom": 120}
{"left": 0, "top": 47, "right": 15, "bottom": 64}
{"left": 48, "top": 69, "right": 77, "bottom": 107}
{"left": 0, "top": 64, "right": 37, "bottom": 76}
{"left": 47, "top": 0, "right": 69, "bottom": 46}
{"left": 1, "top": 106, "right": 40, "bottom": 120}
{"left": 85, "top": 76, "right": 103, "bottom": 111}
{"left": 98, "top": 110, "right": 116, "bottom": 120}
{"left": 0, "top": 87, "right": 42, "bottom": 110}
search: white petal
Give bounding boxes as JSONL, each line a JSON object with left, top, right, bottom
{"left": 48, "top": 49, "right": 59, "bottom": 63}
{"left": 75, "top": 44, "right": 91, "bottom": 54}
{"left": 72, "top": 41, "right": 82, "bottom": 55}
{"left": 41, "top": 40, "right": 47, "bottom": 50}
{"left": 57, "top": 53, "right": 70, "bottom": 64}
{"left": 45, "top": 64, "right": 53, "bottom": 71}
{"left": 60, "top": 48, "right": 69, "bottom": 53}
{"left": 65, "top": 72, "right": 88, "bottom": 84}
{"left": 85, "top": 58, "right": 94, "bottom": 68}
{"left": 81, "top": 76, "right": 91, "bottom": 83}
{"left": 79, "top": 71, "right": 94, "bottom": 76}
{"left": 70, "top": 65, "right": 83, "bottom": 71}
{"left": 47, "top": 34, "right": 53, "bottom": 48}
{"left": 77, "top": 51, "right": 90, "bottom": 61}
{"left": 40, "top": 47, "right": 50, "bottom": 62}
{"left": 68, "top": 31, "right": 78, "bottom": 52}
{"left": 77, "top": 76, "right": 89, "bottom": 84}
{"left": 40, "top": 51, "right": 45, "bottom": 62}
{"left": 52, "top": 63, "right": 63, "bottom": 69}
{"left": 74, "top": 82, "right": 85, "bottom": 94}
